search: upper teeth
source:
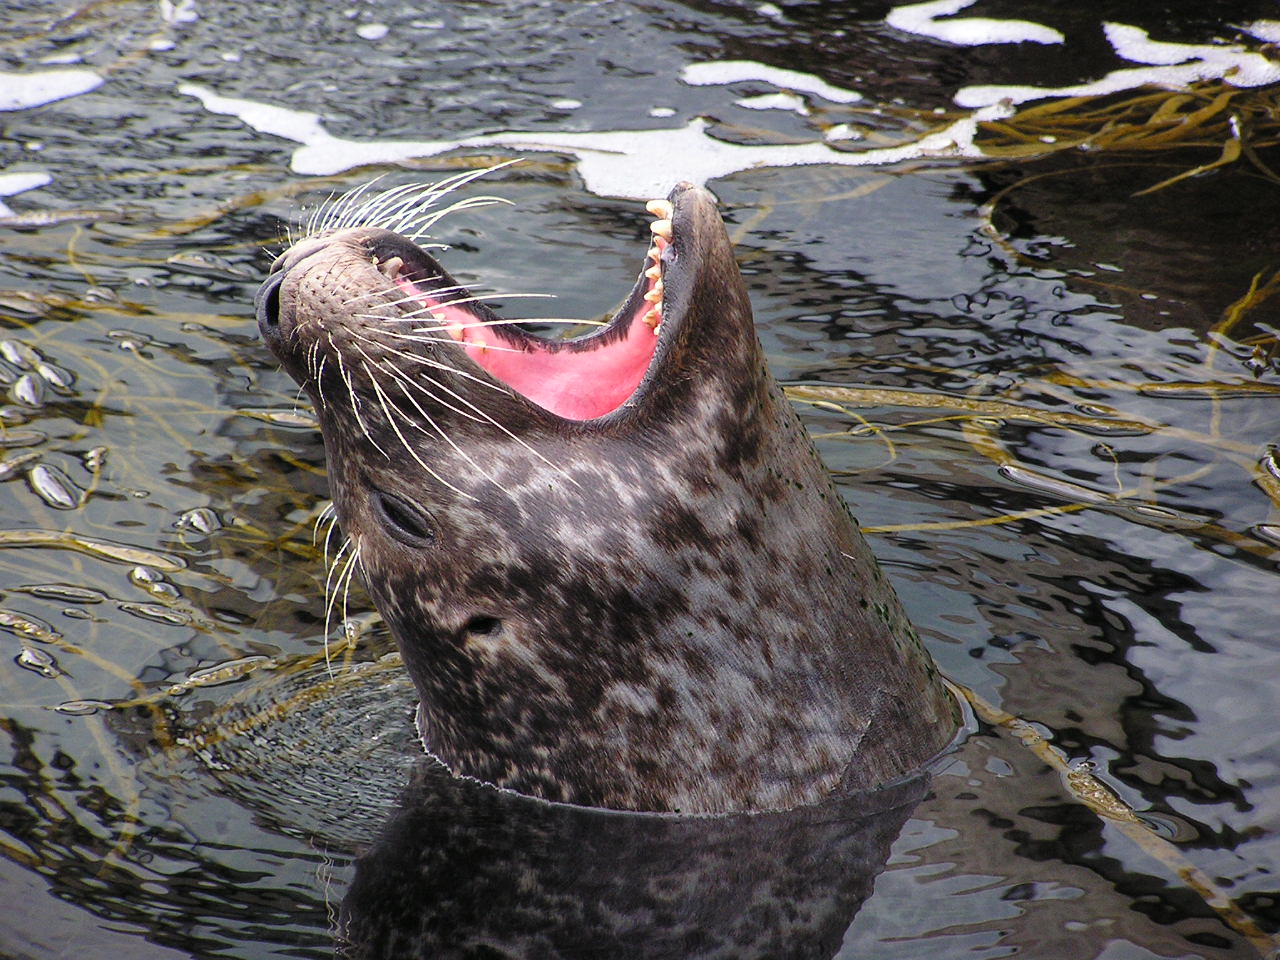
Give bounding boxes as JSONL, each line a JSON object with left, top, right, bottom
{"left": 643, "top": 198, "right": 673, "bottom": 334}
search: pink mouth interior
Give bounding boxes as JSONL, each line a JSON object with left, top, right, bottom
{"left": 394, "top": 237, "right": 667, "bottom": 421}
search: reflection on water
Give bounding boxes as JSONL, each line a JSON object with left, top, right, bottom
{"left": 339, "top": 759, "right": 926, "bottom": 958}
{"left": 1, "top": 0, "right": 1279, "bottom": 957}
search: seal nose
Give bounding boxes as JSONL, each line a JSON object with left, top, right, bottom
{"left": 255, "top": 270, "right": 285, "bottom": 336}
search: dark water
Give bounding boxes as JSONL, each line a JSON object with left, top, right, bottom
{"left": 1, "top": 1, "right": 1279, "bottom": 957}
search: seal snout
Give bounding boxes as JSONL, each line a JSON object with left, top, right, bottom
{"left": 255, "top": 237, "right": 343, "bottom": 347}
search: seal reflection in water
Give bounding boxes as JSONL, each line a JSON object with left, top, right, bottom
{"left": 255, "top": 177, "right": 958, "bottom": 814}
{"left": 336, "top": 755, "right": 929, "bottom": 958}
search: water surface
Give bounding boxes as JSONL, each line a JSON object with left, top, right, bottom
{"left": 1, "top": 1, "right": 1279, "bottom": 957}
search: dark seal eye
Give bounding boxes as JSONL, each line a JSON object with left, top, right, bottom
{"left": 372, "top": 491, "right": 436, "bottom": 547}
{"left": 464, "top": 616, "right": 503, "bottom": 637}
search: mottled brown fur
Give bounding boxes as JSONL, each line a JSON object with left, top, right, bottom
{"left": 255, "top": 182, "right": 957, "bottom": 813}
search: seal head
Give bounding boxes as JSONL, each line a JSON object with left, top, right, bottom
{"left": 255, "top": 181, "right": 957, "bottom": 813}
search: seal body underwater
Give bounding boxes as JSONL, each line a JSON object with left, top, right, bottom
{"left": 255, "top": 178, "right": 958, "bottom": 814}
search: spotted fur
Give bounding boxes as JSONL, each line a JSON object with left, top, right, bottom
{"left": 255, "top": 181, "right": 957, "bottom": 813}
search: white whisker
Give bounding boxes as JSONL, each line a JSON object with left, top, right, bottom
{"left": 347, "top": 180, "right": 445, "bottom": 232}
{"left": 305, "top": 189, "right": 336, "bottom": 236}
{"left": 322, "top": 537, "right": 358, "bottom": 678}
{"left": 347, "top": 285, "right": 549, "bottom": 315}
{"left": 382, "top": 357, "right": 578, "bottom": 484}
{"left": 390, "top": 330, "right": 529, "bottom": 355}
{"left": 329, "top": 175, "right": 389, "bottom": 232}
{"left": 332, "top": 339, "right": 391, "bottom": 459}
{"left": 358, "top": 291, "right": 558, "bottom": 325}
{"left": 382, "top": 365, "right": 499, "bottom": 484}
{"left": 295, "top": 160, "right": 523, "bottom": 245}
{"left": 367, "top": 354, "right": 501, "bottom": 485}
{"left": 343, "top": 329, "right": 494, "bottom": 418}
{"left": 498, "top": 317, "right": 608, "bottom": 327}
{"left": 280, "top": 160, "right": 578, "bottom": 487}
{"left": 402, "top": 196, "right": 513, "bottom": 240}
{"left": 344, "top": 329, "right": 510, "bottom": 395}
{"left": 358, "top": 354, "right": 476, "bottom": 499}
{"left": 392, "top": 315, "right": 597, "bottom": 333}
{"left": 343, "top": 282, "right": 467, "bottom": 310}
{"left": 314, "top": 353, "right": 328, "bottom": 409}
{"left": 313, "top": 501, "right": 337, "bottom": 549}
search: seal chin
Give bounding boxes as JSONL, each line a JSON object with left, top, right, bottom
{"left": 255, "top": 179, "right": 959, "bottom": 815}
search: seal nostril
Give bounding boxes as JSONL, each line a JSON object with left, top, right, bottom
{"left": 372, "top": 490, "right": 436, "bottom": 547}
{"left": 255, "top": 271, "right": 285, "bottom": 331}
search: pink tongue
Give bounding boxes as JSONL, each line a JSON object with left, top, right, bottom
{"left": 396, "top": 280, "right": 659, "bottom": 421}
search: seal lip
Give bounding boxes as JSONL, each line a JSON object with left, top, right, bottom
{"left": 601, "top": 181, "right": 697, "bottom": 426}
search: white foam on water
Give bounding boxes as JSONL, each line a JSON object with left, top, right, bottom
{"left": 824, "top": 123, "right": 864, "bottom": 143}
{"left": 0, "top": 69, "right": 104, "bottom": 112}
{"left": 1244, "top": 20, "right": 1280, "bottom": 43}
{"left": 160, "top": 0, "right": 199, "bottom": 25}
{"left": 680, "top": 61, "right": 863, "bottom": 104}
{"left": 733, "top": 92, "right": 810, "bottom": 116}
{"left": 180, "top": 81, "right": 1013, "bottom": 200}
{"left": 179, "top": 84, "right": 331, "bottom": 142}
{"left": 0, "top": 171, "right": 52, "bottom": 217}
{"left": 185, "top": 11, "right": 1272, "bottom": 206}
{"left": 956, "top": 22, "right": 1280, "bottom": 107}
{"left": 886, "top": 0, "right": 1063, "bottom": 46}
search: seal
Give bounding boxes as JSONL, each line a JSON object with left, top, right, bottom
{"left": 254, "top": 178, "right": 958, "bottom": 814}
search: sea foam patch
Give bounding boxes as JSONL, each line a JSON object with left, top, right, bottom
{"left": 0, "top": 171, "right": 52, "bottom": 217}
{"left": 955, "top": 22, "right": 1280, "bottom": 107}
{"left": 180, "top": 78, "right": 1010, "bottom": 200}
{"left": 182, "top": 12, "right": 1278, "bottom": 204}
{"left": 886, "top": 0, "right": 1063, "bottom": 46}
{"left": 680, "top": 61, "right": 863, "bottom": 104}
{"left": 1246, "top": 21, "right": 1280, "bottom": 43}
{"left": 0, "top": 69, "right": 104, "bottom": 112}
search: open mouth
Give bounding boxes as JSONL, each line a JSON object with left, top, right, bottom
{"left": 366, "top": 197, "right": 678, "bottom": 422}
